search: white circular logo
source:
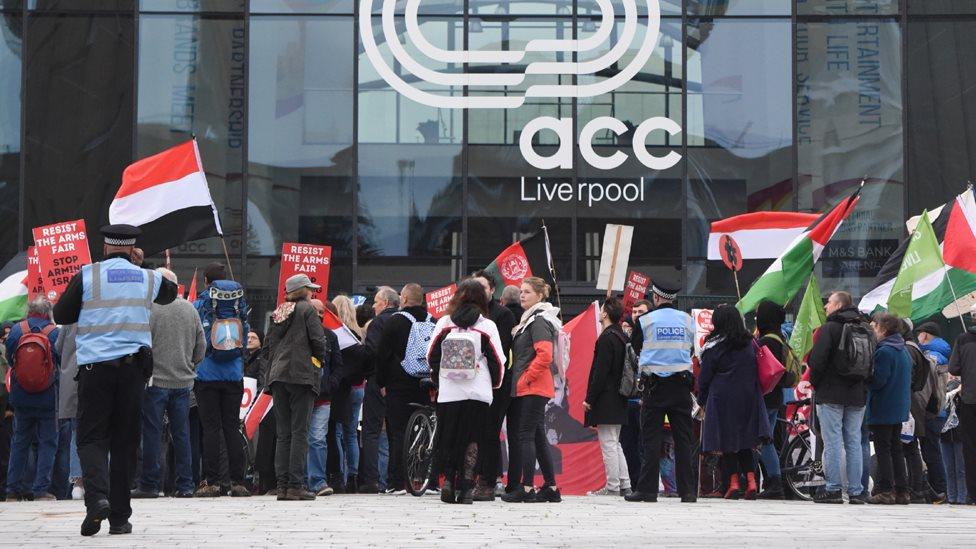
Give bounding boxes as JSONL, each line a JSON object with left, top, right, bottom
{"left": 47, "top": 290, "right": 57, "bottom": 301}
{"left": 500, "top": 254, "right": 529, "bottom": 281}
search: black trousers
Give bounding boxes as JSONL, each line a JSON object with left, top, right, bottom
{"left": 76, "top": 362, "right": 144, "bottom": 526}
{"left": 195, "top": 380, "right": 245, "bottom": 486}
{"left": 902, "top": 436, "right": 927, "bottom": 493}
{"left": 359, "top": 378, "right": 385, "bottom": 486}
{"left": 254, "top": 410, "right": 277, "bottom": 493}
{"left": 479, "top": 374, "right": 513, "bottom": 485}
{"left": 504, "top": 391, "right": 523, "bottom": 490}
{"left": 516, "top": 395, "right": 556, "bottom": 488}
{"left": 721, "top": 449, "right": 754, "bottom": 477}
{"left": 271, "top": 382, "right": 315, "bottom": 489}
{"left": 956, "top": 401, "right": 976, "bottom": 501}
{"left": 385, "top": 386, "right": 430, "bottom": 491}
{"left": 619, "top": 399, "right": 643, "bottom": 483}
{"left": 636, "top": 375, "right": 695, "bottom": 498}
{"left": 871, "top": 424, "right": 908, "bottom": 492}
{"left": 0, "top": 395, "right": 10, "bottom": 495}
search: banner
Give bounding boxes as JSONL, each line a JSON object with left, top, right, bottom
{"left": 621, "top": 270, "right": 649, "bottom": 313}
{"left": 26, "top": 247, "right": 44, "bottom": 302}
{"left": 425, "top": 283, "right": 456, "bottom": 319}
{"left": 596, "top": 224, "right": 634, "bottom": 292}
{"left": 31, "top": 220, "right": 92, "bottom": 303}
{"left": 240, "top": 376, "right": 258, "bottom": 421}
{"left": 276, "top": 242, "right": 332, "bottom": 305}
{"left": 692, "top": 309, "right": 714, "bottom": 357}
{"left": 244, "top": 392, "right": 273, "bottom": 440}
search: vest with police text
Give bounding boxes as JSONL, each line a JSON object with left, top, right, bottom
{"left": 638, "top": 307, "right": 694, "bottom": 377}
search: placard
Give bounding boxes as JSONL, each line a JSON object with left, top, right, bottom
{"left": 425, "top": 283, "right": 457, "bottom": 319}
{"left": 240, "top": 376, "right": 258, "bottom": 420}
{"left": 31, "top": 220, "right": 92, "bottom": 303}
{"left": 621, "top": 270, "right": 649, "bottom": 312}
{"left": 596, "top": 224, "right": 634, "bottom": 292}
{"left": 276, "top": 242, "right": 332, "bottom": 305}
{"left": 692, "top": 309, "right": 714, "bottom": 357}
{"left": 26, "top": 246, "right": 45, "bottom": 302}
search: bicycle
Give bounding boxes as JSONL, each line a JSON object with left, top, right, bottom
{"left": 777, "top": 397, "right": 826, "bottom": 501}
{"left": 403, "top": 378, "right": 438, "bottom": 497}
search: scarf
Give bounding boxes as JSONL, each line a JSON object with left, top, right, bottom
{"left": 513, "top": 301, "right": 559, "bottom": 337}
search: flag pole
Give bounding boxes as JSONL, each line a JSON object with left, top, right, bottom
{"left": 220, "top": 236, "right": 236, "bottom": 282}
{"left": 606, "top": 225, "right": 623, "bottom": 299}
{"left": 541, "top": 219, "right": 564, "bottom": 322}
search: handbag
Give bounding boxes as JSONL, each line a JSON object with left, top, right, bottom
{"left": 754, "top": 339, "right": 786, "bottom": 395}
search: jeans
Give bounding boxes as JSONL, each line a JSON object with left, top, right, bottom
{"left": 516, "top": 395, "right": 556, "bottom": 488}
{"left": 815, "top": 403, "right": 864, "bottom": 496}
{"left": 758, "top": 409, "right": 781, "bottom": 478}
{"left": 378, "top": 428, "right": 389, "bottom": 489}
{"left": 336, "top": 385, "right": 364, "bottom": 480}
{"left": 921, "top": 416, "right": 947, "bottom": 494}
{"left": 271, "top": 382, "right": 315, "bottom": 489}
{"left": 871, "top": 424, "right": 908, "bottom": 492}
{"left": 941, "top": 439, "right": 967, "bottom": 504}
{"left": 306, "top": 403, "right": 330, "bottom": 492}
{"left": 6, "top": 410, "right": 58, "bottom": 496}
{"left": 141, "top": 386, "right": 193, "bottom": 494}
{"left": 51, "top": 418, "right": 74, "bottom": 499}
{"left": 195, "top": 380, "right": 245, "bottom": 486}
{"left": 861, "top": 422, "right": 871, "bottom": 494}
{"left": 596, "top": 424, "right": 630, "bottom": 491}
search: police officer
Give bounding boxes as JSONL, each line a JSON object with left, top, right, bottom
{"left": 625, "top": 279, "right": 697, "bottom": 503}
{"left": 53, "top": 225, "right": 177, "bottom": 536}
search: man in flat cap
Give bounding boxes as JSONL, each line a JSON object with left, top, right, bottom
{"left": 54, "top": 224, "right": 177, "bottom": 536}
{"left": 626, "top": 278, "right": 696, "bottom": 504}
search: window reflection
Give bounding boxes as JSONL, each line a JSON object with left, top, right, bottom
{"left": 797, "top": 0, "right": 898, "bottom": 15}
{"left": 0, "top": 12, "right": 20, "bottom": 265}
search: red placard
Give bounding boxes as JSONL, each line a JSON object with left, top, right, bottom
{"left": 621, "top": 270, "right": 649, "bottom": 313}
{"left": 26, "top": 246, "right": 45, "bottom": 301}
{"left": 719, "top": 234, "right": 744, "bottom": 272}
{"left": 276, "top": 242, "right": 332, "bottom": 305}
{"left": 31, "top": 220, "right": 92, "bottom": 303}
{"left": 425, "top": 283, "right": 457, "bottom": 319}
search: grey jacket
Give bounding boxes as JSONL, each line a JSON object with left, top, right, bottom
{"left": 266, "top": 299, "right": 330, "bottom": 393}
{"left": 56, "top": 324, "right": 78, "bottom": 419}
{"left": 150, "top": 299, "right": 207, "bottom": 389}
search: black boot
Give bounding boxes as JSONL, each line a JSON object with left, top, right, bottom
{"left": 441, "top": 477, "right": 456, "bottom": 504}
{"left": 457, "top": 479, "right": 474, "bottom": 505}
{"left": 328, "top": 473, "right": 346, "bottom": 494}
{"left": 346, "top": 474, "right": 359, "bottom": 494}
{"left": 757, "top": 476, "right": 784, "bottom": 500}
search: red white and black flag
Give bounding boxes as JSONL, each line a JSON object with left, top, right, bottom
{"left": 483, "top": 230, "right": 554, "bottom": 300}
{"left": 109, "top": 139, "right": 222, "bottom": 255}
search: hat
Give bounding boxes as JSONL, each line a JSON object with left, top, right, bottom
{"left": 915, "top": 321, "right": 941, "bottom": 338}
{"left": 650, "top": 278, "right": 680, "bottom": 301}
{"left": 204, "top": 262, "right": 226, "bottom": 283}
{"left": 100, "top": 224, "right": 141, "bottom": 247}
{"left": 285, "top": 274, "right": 321, "bottom": 293}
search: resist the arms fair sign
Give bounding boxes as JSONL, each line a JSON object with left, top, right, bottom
{"left": 276, "top": 243, "right": 332, "bottom": 305}
{"left": 31, "top": 220, "right": 92, "bottom": 303}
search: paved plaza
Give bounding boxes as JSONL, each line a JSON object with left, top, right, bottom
{"left": 0, "top": 494, "right": 971, "bottom": 548}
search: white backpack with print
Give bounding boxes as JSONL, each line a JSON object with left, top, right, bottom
{"left": 440, "top": 329, "right": 481, "bottom": 381}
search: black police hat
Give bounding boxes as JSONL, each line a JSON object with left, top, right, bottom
{"left": 651, "top": 278, "right": 680, "bottom": 300}
{"left": 100, "top": 224, "right": 141, "bottom": 247}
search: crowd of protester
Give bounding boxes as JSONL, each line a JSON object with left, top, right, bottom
{"left": 2, "top": 266, "right": 976, "bottom": 507}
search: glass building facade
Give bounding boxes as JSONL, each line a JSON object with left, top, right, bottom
{"left": 2, "top": 0, "right": 976, "bottom": 326}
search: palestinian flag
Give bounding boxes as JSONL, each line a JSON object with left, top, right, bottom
{"left": 484, "top": 230, "right": 554, "bottom": 300}
{"left": 859, "top": 189, "right": 976, "bottom": 320}
{"left": 737, "top": 188, "right": 861, "bottom": 313}
{"left": 109, "top": 139, "right": 223, "bottom": 256}
{"left": 0, "top": 252, "right": 27, "bottom": 324}
{"left": 708, "top": 211, "right": 820, "bottom": 261}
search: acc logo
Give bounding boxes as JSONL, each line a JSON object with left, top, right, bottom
{"left": 359, "top": 0, "right": 681, "bottom": 171}
{"left": 499, "top": 253, "right": 529, "bottom": 281}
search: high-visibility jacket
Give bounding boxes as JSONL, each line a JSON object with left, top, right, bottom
{"left": 637, "top": 306, "right": 694, "bottom": 377}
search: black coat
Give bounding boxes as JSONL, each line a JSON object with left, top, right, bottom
{"left": 807, "top": 307, "right": 869, "bottom": 407}
{"left": 329, "top": 333, "right": 367, "bottom": 425}
{"left": 377, "top": 305, "right": 429, "bottom": 394}
{"left": 698, "top": 338, "right": 771, "bottom": 452}
{"left": 584, "top": 325, "right": 629, "bottom": 427}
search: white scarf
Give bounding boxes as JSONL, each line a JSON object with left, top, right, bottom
{"left": 513, "top": 301, "right": 559, "bottom": 337}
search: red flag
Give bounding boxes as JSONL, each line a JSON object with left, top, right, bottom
{"left": 244, "top": 393, "right": 273, "bottom": 440}
{"left": 322, "top": 307, "right": 359, "bottom": 350}
{"left": 943, "top": 191, "right": 976, "bottom": 274}
{"left": 186, "top": 268, "right": 198, "bottom": 300}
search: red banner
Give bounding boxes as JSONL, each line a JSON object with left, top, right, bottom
{"left": 31, "top": 220, "right": 92, "bottom": 303}
{"left": 26, "top": 246, "right": 44, "bottom": 302}
{"left": 425, "top": 283, "right": 456, "bottom": 319}
{"left": 621, "top": 270, "right": 649, "bottom": 313}
{"left": 276, "top": 242, "right": 332, "bottom": 305}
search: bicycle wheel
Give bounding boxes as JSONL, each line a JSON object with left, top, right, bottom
{"left": 403, "top": 409, "right": 434, "bottom": 497}
{"left": 780, "top": 433, "right": 825, "bottom": 501}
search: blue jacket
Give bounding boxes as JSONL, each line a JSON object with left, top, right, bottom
{"left": 194, "top": 281, "right": 249, "bottom": 383}
{"left": 921, "top": 337, "right": 951, "bottom": 366}
{"left": 632, "top": 305, "right": 694, "bottom": 378}
{"left": 5, "top": 315, "right": 60, "bottom": 413}
{"left": 867, "top": 336, "right": 912, "bottom": 425}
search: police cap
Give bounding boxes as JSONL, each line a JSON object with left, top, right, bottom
{"left": 100, "top": 224, "right": 141, "bottom": 247}
{"left": 650, "top": 278, "right": 680, "bottom": 301}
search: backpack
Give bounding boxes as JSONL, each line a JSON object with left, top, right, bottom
{"left": 764, "top": 333, "right": 803, "bottom": 385}
{"left": 906, "top": 343, "right": 929, "bottom": 393}
{"left": 836, "top": 320, "right": 876, "bottom": 382}
{"left": 199, "top": 283, "right": 246, "bottom": 363}
{"left": 533, "top": 313, "right": 569, "bottom": 379}
{"left": 397, "top": 312, "right": 435, "bottom": 378}
{"left": 440, "top": 329, "right": 481, "bottom": 381}
{"left": 13, "top": 321, "right": 57, "bottom": 394}
{"left": 612, "top": 331, "right": 639, "bottom": 398}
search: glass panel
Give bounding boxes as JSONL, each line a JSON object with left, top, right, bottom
{"left": 251, "top": 0, "right": 352, "bottom": 14}
{"left": 141, "top": 0, "right": 244, "bottom": 12}
{"left": 686, "top": 0, "right": 790, "bottom": 16}
{"left": 0, "top": 12, "right": 20, "bottom": 266}
{"left": 24, "top": 15, "right": 134, "bottom": 251}
{"left": 797, "top": 0, "right": 898, "bottom": 15}
{"left": 31, "top": 0, "right": 133, "bottom": 10}
{"left": 469, "top": 0, "right": 572, "bottom": 16}
{"left": 138, "top": 14, "right": 245, "bottom": 275}
{"left": 685, "top": 18, "right": 792, "bottom": 297}
{"left": 575, "top": 0, "right": 682, "bottom": 17}
{"left": 370, "top": 0, "right": 462, "bottom": 16}
{"left": 907, "top": 19, "right": 976, "bottom": 211}
{"left": 797, "top": 20, "right": 903, "bottom": 298}
{"left": 247, "top": 16, "right": 354, "bottom": 322}
{"left": 908, "top": 0, "right": 976, "bottom": 14}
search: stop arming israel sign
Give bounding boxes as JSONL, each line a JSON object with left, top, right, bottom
{"left": 276, "top": 242, "right": 332, "bottom": 306}
{"left": 31, "top": 220, "right": 92, "bottom": 303}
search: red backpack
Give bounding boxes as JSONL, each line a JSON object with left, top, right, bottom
{"left": 13, "top": 320, "right": 56, "bottom": 394}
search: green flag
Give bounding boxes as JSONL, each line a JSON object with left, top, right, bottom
{"left": 789, "top": 275, "right": 826, "bottom": 360}
{"left": 887, "top": 210, "right": 945, "bottom": 318}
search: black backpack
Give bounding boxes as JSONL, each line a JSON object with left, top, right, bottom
{"left": 612, "top": 331, "right": 640, "bottom": 398}
{"left": 906, "top": 343, "right": 929, "bottom": 394}
{"left": 836, "top": 320, "right": 876, "bottom": 382}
